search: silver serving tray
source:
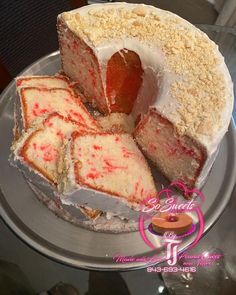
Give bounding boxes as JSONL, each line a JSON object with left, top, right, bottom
{"left": 0, "top": 52, "right": 235, "bottom": 270}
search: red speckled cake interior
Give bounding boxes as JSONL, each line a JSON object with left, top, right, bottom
{"left": 134, "top": 111, "right": 206, "bottom": 187}
{"left": 19, "top": 113, "right": 90, "bottom": 184}
{"left": 58, "top": 21, "right": 109, "bottom": 113}
{"left": 19, "top": 87, "right": 99, "bottom": 131}
{"left": 71, "top": 132, "right": 156, "bottom": 204}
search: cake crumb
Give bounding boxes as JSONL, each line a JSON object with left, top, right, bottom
{"left": 133, "top": 6, "right": 147, "bottom": 17}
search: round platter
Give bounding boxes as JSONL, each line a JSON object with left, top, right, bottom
{"left": 0, "top": 52, "right": 235, "bottom": 270}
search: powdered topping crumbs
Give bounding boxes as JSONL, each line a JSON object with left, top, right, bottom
{"left": 61, "top": 5, "right": 231, "bottom": 138}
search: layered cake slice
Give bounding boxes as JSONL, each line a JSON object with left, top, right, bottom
{"left": 18, "top": 87, "right": 100, "bottom": 131}
{"left": 16, "top": 75, "right": 70, "bottom": 89}
{"left": 13, "top": 113, "right": 91, "bottom": 185}
{"left": 14, "top": 75, "right": 70, "bottom": 140}
{"left": 60, "top": 132, "right": 157, "bottom": 214}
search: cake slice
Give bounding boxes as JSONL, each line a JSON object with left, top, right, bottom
{"left": 16, "top": 75, "right": 70, "bottom": 89}
{"left": 60, "top": 132, "right": 157, "bottom": 215}
{"left": 14, "top": 75, "right": 71, "bottom": 140}
{"left": 13, "top": 113, "right": 92, "bottom": 185}
{"left": 18, "top": 87, "right": 100, "bottom": 131}
{"left": 134, "top": 111, "right": 206, "bottom": 188}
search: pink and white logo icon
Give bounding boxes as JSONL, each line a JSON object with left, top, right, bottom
{"left": 138, "top": 180, "right": 205, "bottom": 263}
{"left": 165, "top": 238, "right": 181, "bottom": 266}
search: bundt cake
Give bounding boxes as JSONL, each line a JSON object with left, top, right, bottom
{"left": 57, "top": 3, "right": 234, "bottom": 188}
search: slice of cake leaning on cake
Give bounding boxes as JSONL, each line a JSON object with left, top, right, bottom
{"left": 58, "top": 2, "right": 234, "bottom": 189}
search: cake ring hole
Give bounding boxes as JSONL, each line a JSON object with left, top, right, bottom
{"left": 106, "top": 48, "right": 144, "bottom": 114}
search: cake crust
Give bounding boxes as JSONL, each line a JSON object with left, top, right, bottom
{"left": 16, "top": 75, "right": 70, "bottom": 89}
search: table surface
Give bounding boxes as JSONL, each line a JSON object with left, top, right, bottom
{"left": 1, "top": 1, "right": 236, "bottom": 294}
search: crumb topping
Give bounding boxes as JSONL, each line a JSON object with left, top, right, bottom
{"left": 61, "top": 5, "right": 231, "bottom": 137}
